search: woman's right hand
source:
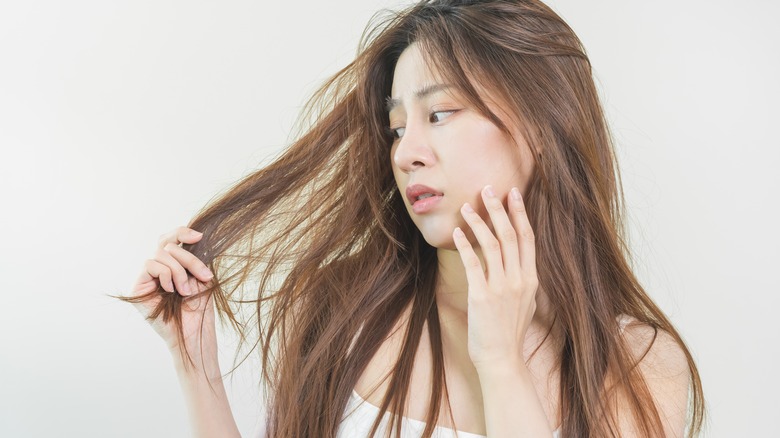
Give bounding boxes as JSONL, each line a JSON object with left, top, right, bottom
{"left": 130, "top": 226, "right": 217, "bottom": 358}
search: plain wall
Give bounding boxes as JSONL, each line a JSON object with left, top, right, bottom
{"left": 0, "top": 1, "right": 777, "bottom": 436}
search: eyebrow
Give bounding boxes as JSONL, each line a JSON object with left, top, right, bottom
{"left": 385, "top": 83, "right": 454, "bottom": 113}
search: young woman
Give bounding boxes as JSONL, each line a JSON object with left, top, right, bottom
{"left": 119, "top": 0, "right": 705, "bottom": 436}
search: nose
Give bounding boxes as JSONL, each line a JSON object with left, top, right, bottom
{"left": 392, "top": 126, "right": 435, "bottom": 173}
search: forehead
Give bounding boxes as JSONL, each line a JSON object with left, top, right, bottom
{"left": 389, "top": 43, "right": 446, "bottom": 99}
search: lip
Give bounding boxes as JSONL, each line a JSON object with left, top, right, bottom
{"left": 405, "top": 184, "right": 444, "bottom": 214}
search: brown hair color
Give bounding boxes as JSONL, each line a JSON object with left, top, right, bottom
{"left": 117, "top": 1, "right": 705, "bottom": 436}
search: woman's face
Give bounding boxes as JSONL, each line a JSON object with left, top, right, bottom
{"left": 388, "top": 43, "right": 536, "bottom": 249}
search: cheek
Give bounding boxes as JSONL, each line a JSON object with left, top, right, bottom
{"left": 443, "top": 123, "right": 519, "bottom": 188}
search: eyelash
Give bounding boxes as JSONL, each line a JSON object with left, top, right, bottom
{"left": 387, "top": 110, "right": 459, "bottom": 140}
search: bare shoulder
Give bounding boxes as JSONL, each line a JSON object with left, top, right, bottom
{"left": 619, "top": 315, "right": 690, "bottom": 379}
{"left": 614, "top": 315, "right": 692, "bottom": 437}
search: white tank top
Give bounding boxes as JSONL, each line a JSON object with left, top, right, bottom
{"left": 335, "top": 314, "right": 633, "bottom": 437}
{"left": 256, "top": 314, "right": 634, "bottom": 437}
{"left": 254, "top": 390, "right": 560, "bottom": 438}
{"left": 337, "top": 389, "right": 562, "bottom": 437}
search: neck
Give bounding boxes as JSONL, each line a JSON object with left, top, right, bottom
{"left": 434, "top": 247, "right": 559, "bottom": 360}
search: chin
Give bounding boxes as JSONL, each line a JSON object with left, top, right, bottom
{"left": 421, "top": 233, "right": 457, "bottom": 250}
{"left": 404, "top": 206, "right": 464, "bottom": 250}
{"left": 413, "top": 220, "right": 459, "bottom": 250}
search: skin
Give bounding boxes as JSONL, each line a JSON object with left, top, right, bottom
{"left": 385, "top": 43, "right": 691, "bottom": 436}
{"left": 130, "top": 41, "right": 691, "bottom": 438}
{"left": 132, "top": 228, "right": 240, "bottom": 438}
{"left": 132, "top": 227, "right": 216, "bottom": 354}
{"left": 129, "top": 42, "right": 564, "bottom": 435}
{"left": 389, "top": 44, "right": 551, "bottom": 338}
{"left": 389, "top": 44, "right": 546, "bottom": 350}
{"left": 387, "top": 42, "right": 558, "bottom": 434}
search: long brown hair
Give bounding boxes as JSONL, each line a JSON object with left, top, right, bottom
{"left": 118, "top": 1, "right": 705, "bottom": 436}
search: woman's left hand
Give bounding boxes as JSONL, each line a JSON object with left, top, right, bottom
{"left": 452, "top": 185, "right": 540, "bottom": 373}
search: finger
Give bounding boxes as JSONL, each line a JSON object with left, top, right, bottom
{"left": 155, "top": 244, "right": 193, "bottom": 295}
{"left": 452, "top": 227, "right": 488, "bottom": 292}
{"left": 143, "top": 259, "right": 175, "bottom": 293}
{"left": 460, "top": 202, "right": 504, "bottom": 278}
{"left": 480, "top": 185, "right": 521, "bottom": 277}
{"left": 132, "top": 276, "right": 159, "bottom": 295}
{"left": 164, "top": 243, "right": 214, "bottom": 283}
{"left": 509, "top": 187, "right": 537, "bottom": 276}
{"left": 182, "top": 280, "right": 215, "bottom": 313}
{"left": 157, "top": 226, "right": 204, "bottom": 249}
{"left": 186, "top": 275, "right": 214, "bottom": 297}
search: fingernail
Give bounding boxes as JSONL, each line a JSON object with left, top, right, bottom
{"left": 462, "top": 203, "right": 474, "bottom": 213}
{"left": 484, "top": 185, "right": 495, "bottom": 198}
{"left": 511, "top": 187, "right": 521, "bottom": 200}
{"left": 201, "top": 268, "right": 214, "bottom": 280}
{"left": 453, "top": 227, "right": 465, "bottom": 238}
{"left": 190, "top": 229, "right": 203, "bottom": 236}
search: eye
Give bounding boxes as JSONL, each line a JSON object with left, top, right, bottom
{"left": 386, "top": 126, "right": 406, "bottom": 139}
{"left": 429, "top": 110, "right": 457, "bottom": 123}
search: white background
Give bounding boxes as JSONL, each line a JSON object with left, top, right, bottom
{"left": 1, "top": 1, "right": 777, "bottom": 437}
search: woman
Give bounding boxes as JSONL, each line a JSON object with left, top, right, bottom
{"left": 118, "top": 0, "right": 705, "bottom": 436}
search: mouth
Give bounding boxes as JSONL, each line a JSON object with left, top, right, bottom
{"left": 405, "top": 184, "right": 444, "bottom": 214}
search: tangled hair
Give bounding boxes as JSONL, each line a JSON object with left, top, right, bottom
{"left": 118, "top": 0, "right": 705, "bottom": 436}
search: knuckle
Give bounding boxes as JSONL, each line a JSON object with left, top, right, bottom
{"left": 154, "top": 248, "right": 186, "bottom": 278}
{"left": 521, "top": 228, "right": 535, "bottom": 242}
{"left": 154, "top": 248, "right": 168, "bottom": 260}
{"left": 143, "top": 259, "right": 157, "bottom": 274}
{"left": 163, "top": 274, "right": 175, "bottom": 292}
{"left": 485, "top": 237, "right": 501, "bottom": 252}
{"left": 499, "top": 229, "right": 518, "bottom": 243}
{"left": 466, "top": 256, "right": 482, "bottom": 270}
{"left": 170, "top": 263, "right": 187, "bottom": 280}
{"left": 488, "top": 201, "right": 504, "bottom": 212}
